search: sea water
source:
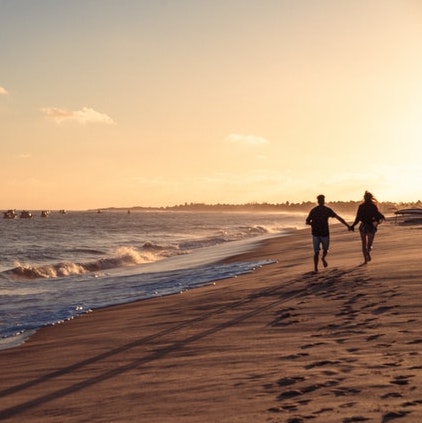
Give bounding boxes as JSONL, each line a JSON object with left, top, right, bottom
{"left": 0, "top": 210, "right": 307, "bottom": 349}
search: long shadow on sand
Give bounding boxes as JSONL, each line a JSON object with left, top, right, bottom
{"left": 0, "top": 268, "right": 332, "bottom": 420}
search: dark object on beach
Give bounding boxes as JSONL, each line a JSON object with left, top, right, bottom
{"left": 394, "top": 208, "right": 422, "bottom": 225}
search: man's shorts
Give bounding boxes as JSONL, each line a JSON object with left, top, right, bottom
{"left": 312, "top": 235, "right": 330, "bottom": 253}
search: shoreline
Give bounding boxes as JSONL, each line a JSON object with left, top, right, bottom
{"left": 0, "top": 230, "right": 292, "bottom": 350}
{"left": 0, "top": 223, "right": 421, "bottom": 422}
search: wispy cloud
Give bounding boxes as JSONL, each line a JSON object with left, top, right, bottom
{"left": 41, "top": 106, "right": 115, "bottom": 125}
{"left": 0, "top": 86, "right": 8, "bottom": 95}
{"left": 224, "top": 133, "right": 269, "bottom": 145}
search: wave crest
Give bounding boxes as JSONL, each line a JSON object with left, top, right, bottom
{"left": 9, "top": 262, "right": 87, "bottom": 279}
{"left": 4, "top": 246, "right": 163, "bottom": 280}
{"left": 114, "top": 246, "right": 158, "bottom": 265}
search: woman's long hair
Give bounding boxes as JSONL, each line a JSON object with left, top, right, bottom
{"left": 364, "top": 191, "right": 377, "bottom": 204}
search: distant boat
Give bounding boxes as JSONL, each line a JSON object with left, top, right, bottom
{"left": 3, "top": 209, "right": 17, "bottom": 219}
{"left": 41, "top": 210, "right": 50, "bottom": 218}
{"left": 394, "top": 208, "right": 422, "bottom": 224}
{"left": 19, "top": 210, "right": 33, "bottom": 219}
{"left": 59, "top": 209, "right": 67, "bottom": 214}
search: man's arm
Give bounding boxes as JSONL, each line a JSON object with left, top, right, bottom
{"left": 305, "top": 211, "right": 312, "bottom": 225}
{"left": 335, "top": 214, "right": 352, "bottom": 230}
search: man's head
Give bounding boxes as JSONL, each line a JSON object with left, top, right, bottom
{"left": 317, "top": 194, "right": 325, "bottom": 205}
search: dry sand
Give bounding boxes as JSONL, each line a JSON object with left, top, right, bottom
{"left": 0, "top": 222, "right": 421, "bottom": 422}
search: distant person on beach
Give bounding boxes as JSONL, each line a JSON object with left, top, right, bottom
{"left": 306, "top": 194, "right": 351, "bottom": 273}
{"left": 350, "top": 191, "right": 385, "bottom": 264}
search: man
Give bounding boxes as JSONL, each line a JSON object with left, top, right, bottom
{"left": 306, "top": 194, "right": 351, "bottom": 272}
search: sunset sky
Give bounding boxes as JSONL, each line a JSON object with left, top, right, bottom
{"left": 1, "top": 0, "right": 421, "bottom": 210}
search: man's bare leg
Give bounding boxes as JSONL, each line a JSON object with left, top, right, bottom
{"left": 313, "top": 252, "right": 319, "bottom": 272}
{"left": 322, "top": 250, "right": 328, "bottom": 268}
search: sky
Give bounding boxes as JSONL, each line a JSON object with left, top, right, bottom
{"left": 1, "top": 0, "right": 421, "bottom": 210}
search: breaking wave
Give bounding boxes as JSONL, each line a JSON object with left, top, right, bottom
{"left": 3, "top": 246, "right": 172, "bottom": 280}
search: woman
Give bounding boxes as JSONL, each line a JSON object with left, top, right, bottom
{"left": 351, "top": 191, "right": 385, "bottom": 264}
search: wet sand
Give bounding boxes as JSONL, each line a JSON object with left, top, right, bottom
{"left": 0, "top": 223, "right": 421, "bottom": 422}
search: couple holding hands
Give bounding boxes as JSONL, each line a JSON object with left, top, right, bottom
{"left": 306, "top": 191, "right": 385, "bottom": 272}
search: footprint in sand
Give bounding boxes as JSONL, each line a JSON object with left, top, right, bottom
{"left": 277, "top": 376, "right": 306, "bottom": 387}
{"left": 381, "top": 411, "right": 410, "bottom": 423}
{"left": 322, "top": 370, "right": 341, "bottom": 377}
{"left": 376, "top": 342, "right": 395, "bottom": 348}
{"left": 300, "top": 342, "right": 326, "bottom": 350}
{"left": 401, "top": 399, "right": 422, "bottom": 407}
{"left": 372, "top": 306, "right": 395, "bottom": 315}
{"left": 304, "top": 359, "right": 341, "bottom": 369}
{"left": 339, "top": 402, "right": 358, "bottom": 408}
{"left": 313, "top": 407, "right": 335, "bottom": 414}
{"left": 390, "top": 375, "right": 414, "bottom": 386}
{"left": 361, "top": 302, "right": 378, "bottom": 310}
{"left": 277, "top": 389, "right": 302, "bottom": 400}
{"left": 271, "top": 308, "right": 300, "bottom": 327}
{"left": 280, "top": 352, "right": 309, "bottom": 360}
{"left": 331, "top": 386, "right": 361, "bottom": 396}
{"left": 406, "top": 338, "right": 422, "bottom": 345}
{"left": 343, "top": 416, "right": 370, "bottom": 422}
{"left": 409, "top": 364, "right": 422, "bottom": 370}
{"left": 366, "top": 333, "right": 385, "bottom": 341}
{"left": 381, "top": 392, "right": 403, "bottom": 399}
{"left": 286, "top": 418, "right": 304, "bottom": 423}
{"left": 267, "top": 405, "right": 299, "bottom": 414}
{"left": 345, "top": 293, "right": 366, "bottom": 305}
{"left": 276, "top": 378, "right": 340, "bottom": 402}
{"left": 382, "top": 361, "right": 401, "bottom": 368}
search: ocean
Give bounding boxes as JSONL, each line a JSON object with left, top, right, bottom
{"left": 0, "top": 210, "right": 307, "bottom": 349}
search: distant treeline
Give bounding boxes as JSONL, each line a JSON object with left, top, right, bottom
{"left": 113, "top": 200, "right": 421, "bottom": 214}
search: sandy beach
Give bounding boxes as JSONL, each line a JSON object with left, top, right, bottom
{"left": 0, "top": 222, "right": 421, "bottom": 422}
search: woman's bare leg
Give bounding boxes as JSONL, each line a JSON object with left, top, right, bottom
{"left": 367, "top": 233, "right": 375, "bottom": 261}
{"left": 360, "top": 231, "right": 369, "bottom": 264}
